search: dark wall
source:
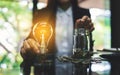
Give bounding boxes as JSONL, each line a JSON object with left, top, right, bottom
{"left": 111, "top": 0, "right": 120, "bottom": 48}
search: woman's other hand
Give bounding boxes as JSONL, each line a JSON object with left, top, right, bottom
{"left": 75, "top": 15, "right": 95, "bottom": 32}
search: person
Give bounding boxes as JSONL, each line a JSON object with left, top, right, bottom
{"left": 20, "top": 0, "right": 94, "bottom": 75}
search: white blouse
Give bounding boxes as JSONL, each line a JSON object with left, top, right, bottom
{"left": 55, "top": 6, "right": 74, "bottom": 56}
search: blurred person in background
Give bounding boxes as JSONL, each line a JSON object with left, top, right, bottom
{"left": 20, "top": 0, "right": 94, "bottom": 75}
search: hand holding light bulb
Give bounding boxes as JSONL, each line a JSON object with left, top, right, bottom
{"left": 20, "top": 38, "right": 40, "bottom": 60}
{"left": 20, "top": 22, "right": 53, "bottom": 60}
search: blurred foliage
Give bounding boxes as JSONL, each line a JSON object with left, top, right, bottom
{"left": 0, "top": 0, "right": 32, "bottom": 72}
{"left": 93, "top": 15, "right": 111, "bottom": 50}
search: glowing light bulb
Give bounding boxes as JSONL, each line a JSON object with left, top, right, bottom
{"left": 33, "top": 22, "right": 53, "bottom": 54}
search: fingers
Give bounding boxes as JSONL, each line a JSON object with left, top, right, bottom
{"left": 89, "top": 23, "right": 95, "bottom": 32}
{"left": 75, "top": 15, "right": 95, "bottom": 32}
{"left": 75, "top": 16, "right": 91, "bottom": 28}
{"left": 23, "top": 40, "right": 31, "bottom": 49}
{"left": 21, "top": 40, "right": 31, "bottom": 54}
{"left": 82, "top": 15, "right": 89, "bottom": 21}
{"left": 81, "top": 15, "right": 92, "bottom": 27}
{"left": 75, "top": 19, "right": 84, "bottom": 28}
{"left": 27, "top": 39, "right": 40, "bottom": 53}
{"left": 21, "top": 38, "right": 40, "bottom": 55}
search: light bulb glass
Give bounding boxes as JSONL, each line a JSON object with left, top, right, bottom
{"left": 33, "top": 22, "right": 53, "bottom": 54}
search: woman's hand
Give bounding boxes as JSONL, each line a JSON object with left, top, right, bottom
{"left": 75, "top": 15, "right": 95, "bottom": 32}
{"left": 20, "top": 38, "right": 40, "bottom": 60}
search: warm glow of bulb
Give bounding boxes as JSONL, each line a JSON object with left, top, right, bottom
{"left": 33, "top": 22, "right": 53, "bottom": 53}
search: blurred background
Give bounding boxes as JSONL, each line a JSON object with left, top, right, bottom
{"left": 0, "top": 0, "right": 111, "bottom": 75}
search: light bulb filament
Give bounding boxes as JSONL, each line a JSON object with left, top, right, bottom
{"left": 40, "top": 34, "right": 47, "bottom": 54}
